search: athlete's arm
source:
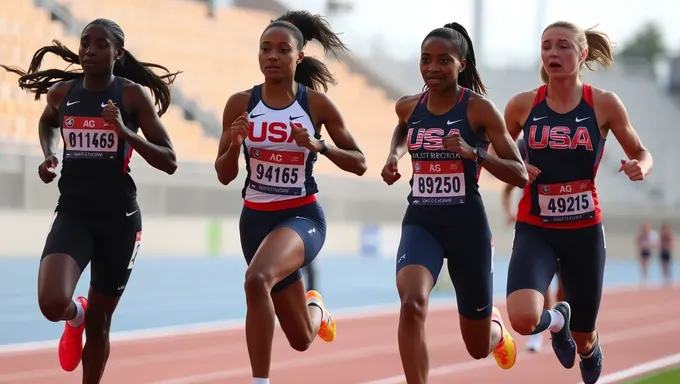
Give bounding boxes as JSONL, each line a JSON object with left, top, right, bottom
{"left": 599, "top": 91, "right": 653, "bottom": 180}
{"left": 39, "top": 82, "right": 68, "bottom": 158}
{"left": 502, "top": 92, "right": 531, "bottom": 141}
{"left": 123, "top": 83, "right": 177, "bottom": 175}
{"left": 215, "top": 91, "right": 249, "bottom": 185}
{"left": 309, "top": 91, "right": 366, "bottom": 176}
{"left": 469, "top": 97, "right": 528, "bottom": 188}
{"left": 387, "top": 96, "right": 417, "bottom": 160}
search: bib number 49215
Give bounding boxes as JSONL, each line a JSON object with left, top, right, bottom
{"left": 538, "top": 180, "right": 595, "bottom": 223}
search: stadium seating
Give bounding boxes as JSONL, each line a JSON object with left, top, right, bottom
{"left": 0, "top": 0, "right": 505, "bottom": 186}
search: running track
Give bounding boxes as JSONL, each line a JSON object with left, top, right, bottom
{"left": 1, "top": 285, "right": 679, "bottom": 383}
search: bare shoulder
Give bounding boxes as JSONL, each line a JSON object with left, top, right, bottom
{"left": 224, "top": 89, "right": 252, "bottom": 113}
{"left": 395, "top": 93, "right": 422, "bottom": 121}
{"left": 467, "top": 90, "right": 499, "bottom": 112}
{"left": 506, "top": 88, "right": 539, "bottom": 111}
{"left": 591, "top": 86, "right": 623, "bottom": 109}
{"left": 46, "top": 80, "right": 75, "bottom": 109}
{"left": 307, "top": 87, "right": 335, "bottom": 109}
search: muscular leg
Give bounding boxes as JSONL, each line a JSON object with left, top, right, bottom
{"left": 38, "top": 254, "right": 83, "bottom": 322}
{"left": 81, "top": 288, "right": 121, "bottom": 384}
{"left": 506, "top": 224, "right": 559, "bottom": 335}
{"left": 397, "top": 265, "right": 435, "bottom": 384}
{"left": 395, "top": 225, "right": 444, "bottom": 384}
{"left": 244, "top": 227, "right": 313, "bottom": 379}
{"left": 273, "top": 278, "right": 323, "bottom": 352}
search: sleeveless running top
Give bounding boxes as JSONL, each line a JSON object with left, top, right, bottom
{"left": 57, "top": 76, "right": 138, "bottom": 206}
{"left": 241, "top": 83, "right": 319, "bottom": 211}
{"left": 404, "top": 89, "right": 489, "bottom": 214}
{"left": 516, "top": 84, "right": 605, "bottom": 229}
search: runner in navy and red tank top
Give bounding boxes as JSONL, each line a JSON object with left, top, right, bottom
{"left": 2, "top": 19, "right": 178, "bottom": 382}
{"left": 500, "top": 136, "right": 565, "bottom": 354}
{"left": 381, "top": 22, "right": 528, "bottom": 381}
{"left": 504, "top": 21, "right": 653, "bottom": 384}
{"left": 214, "top": 11, "right": 366, "bottom": 384}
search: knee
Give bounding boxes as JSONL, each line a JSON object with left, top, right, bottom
{"left": 465, "top": 342, "right": 491, "bottom": 360}
{"left": 508, "top": 311, "right": 541, "bottom": 336}
{"left": 244, "top": 269, "right": 273, "bottom": 299}
{"left": 38, "top": 292, "right": 71, "bottom": 323}
{"left": 288, "top": 336, "right": 313, "bottom": 352}
{"left": 400, "top": 293, "right": 428, "bottom": 323}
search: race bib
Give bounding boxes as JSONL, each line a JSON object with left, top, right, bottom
{"left": 248, "top": 147, "right": 305, "bottom": 196}
{"left": 62, "top": 116, "right": 118, "bottom": 160}
{"left": 538, "top": 180, "right": 595, "bottom": 223}
{"left": 411, "top": 160, "right": 466, "bottom": 205}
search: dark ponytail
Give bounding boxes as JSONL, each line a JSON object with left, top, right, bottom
{"left": 264, "top": 10, "right": 349, "bottom": 92}
{"left": 0, "top": 18, "right": 180, "bottom": 116}
{"left": 422, "top": 22, "right": 487, "bottom": 95}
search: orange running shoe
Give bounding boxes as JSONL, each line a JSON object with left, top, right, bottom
{"left": 58, "top": 296, "right": 87, "bottom": 372}
{"left": 305, "top": 290, "right": 336, "bottom": 342}
{"left": 491, "top": 306, "right": 517, "bottom": 370}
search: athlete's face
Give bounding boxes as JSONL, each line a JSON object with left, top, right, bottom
{"left": 420, "top": 37, "right": 465, "bottom": 92}
{"left": 259, "top": 27, "right": 304, "bottom": 82}
{"left": 541, "top": 27, "right": 587, "bottom": 81}
{"left": 79, "top": 25, "right": 122, "bottom": 76}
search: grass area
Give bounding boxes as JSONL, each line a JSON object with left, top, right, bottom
{"left": 625, "top": 365, "right": 680, "bottom": 383}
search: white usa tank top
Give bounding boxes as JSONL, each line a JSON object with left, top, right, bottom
{"left": 241, "top": 84, "right": 319, "bottom": 210}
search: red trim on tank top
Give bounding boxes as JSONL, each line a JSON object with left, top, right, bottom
{"left": 583, "top": 84, "right": 594, "bottom": 108}
{"left": 244, "top": 194, "right": 317, "bottom": 211}
{"left": 122, "top": 148, "right": 133, "bottom": 174}
{"left": 533, "top": 85, "right": 547, "bottom": 107}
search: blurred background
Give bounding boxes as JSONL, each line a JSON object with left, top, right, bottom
{"left": 0, "top": 0, "right": 678, "bottom": 355}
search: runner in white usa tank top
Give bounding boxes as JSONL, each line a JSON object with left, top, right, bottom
{"left": 214, "top": 11, "right": 366, "bottom": 384}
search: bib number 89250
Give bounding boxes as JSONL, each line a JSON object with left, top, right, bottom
{"left": 417, "top": 175, "right": 461, "bottom": 195}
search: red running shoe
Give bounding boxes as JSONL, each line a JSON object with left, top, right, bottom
{"left": 58, "top": 296, "right": 87, "bottom": 371}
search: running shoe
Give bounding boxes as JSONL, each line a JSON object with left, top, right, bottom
{"left": 306, "top": 290, "right": 336, "bottom": 342}
{"left": 58, "top": 296, "right": 88, "bottom": 372}
{"left": 579, "top": 333, "right": 603, "bottom": 384}
{"left": 550, "top": 301, "right": 577, "bottom": 369}
{"left": 491, "top": 306, "right": 517, "bottom": 370}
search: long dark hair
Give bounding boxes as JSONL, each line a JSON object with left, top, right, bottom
{"left": 0, "top": 18, "right": 180, "bottom": 115}
{"left": 422, "top": 22, "right": 486, "bottom": 95}
{"left": 263, "top": 10, "right": 348, "bottom": 92}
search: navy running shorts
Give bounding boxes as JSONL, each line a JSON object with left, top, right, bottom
{"left": 240, "top": 201, "right": 326, "bottom": 293}
{"left": 41, "top": 201, "right": 143, "bottom": 297}
{"left": 507, "top": 221, "right": 606, "bottom": 333}
{"left": 396, "top": 206, "right": 494, "bottom": 320}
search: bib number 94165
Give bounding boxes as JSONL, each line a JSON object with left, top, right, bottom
{"left": 538, "top": 180, "right": 595, "bottom": 223}
{"left": 411, "top": 160, "right": 466, "bottom": 205}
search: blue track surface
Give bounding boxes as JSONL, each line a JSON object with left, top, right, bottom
{"left": 0, "top": 256, "right": 676, "bottom": 345}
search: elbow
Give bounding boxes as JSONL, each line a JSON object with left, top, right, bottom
{"left": 163, "top": 150, "right": 178, "bottom": 175}
{"left": 353, "top": 157, "right": 367, "bottom": 177}
{"left": 214, "top": 162, "right": 235, "bottom": 185}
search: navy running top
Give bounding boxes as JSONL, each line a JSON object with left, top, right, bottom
{"left": 403, "top": 88, "right": 490, "bottom": 224}
{"left": 516, "top": 84, "right": 605, "bottom": 228}
{"left": 57, "top": 77, "right": 139, "bottom": 206}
